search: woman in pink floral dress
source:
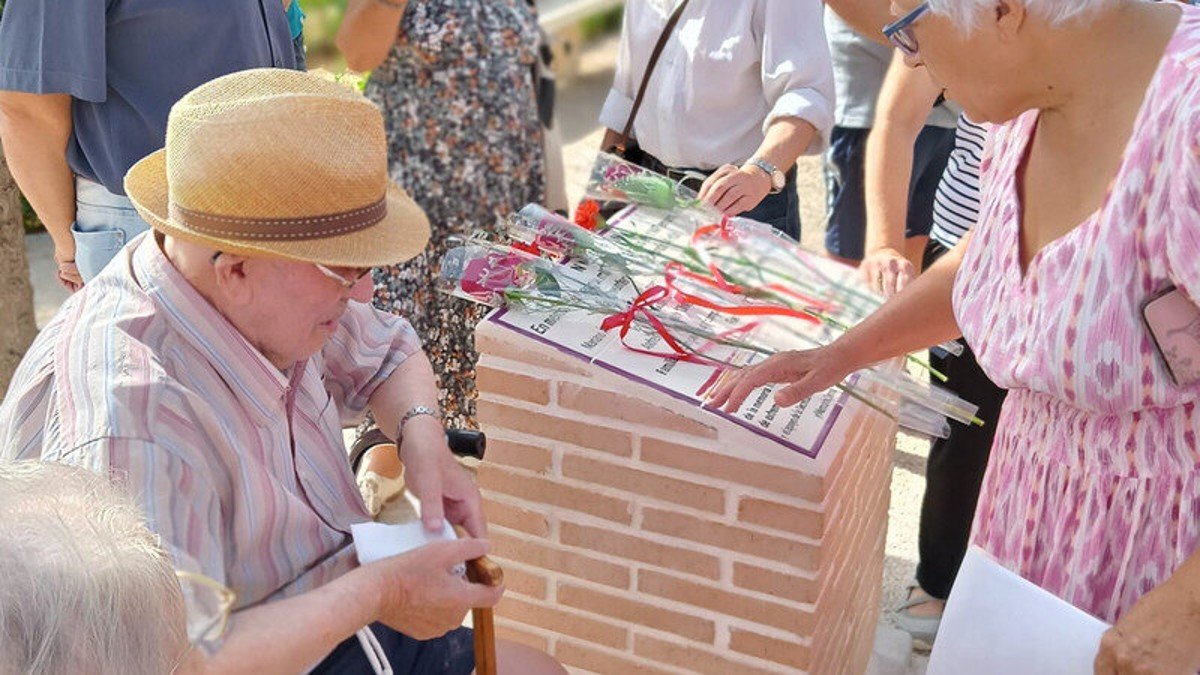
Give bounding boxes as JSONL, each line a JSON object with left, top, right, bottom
{"left": 713, "top": 0, "right": 1200, "bottom": 670}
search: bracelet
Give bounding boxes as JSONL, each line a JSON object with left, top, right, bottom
{"left": 398, "top": 405, "right": 441, "bottom": 438}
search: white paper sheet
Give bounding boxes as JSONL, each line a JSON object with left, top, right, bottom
{"left": 928, "top": 546, "right": 1110, "bottom": 674}
{"left": 486, "top": 206, "right": 851, "bottom": 459}
{"left": 351, "top": 520, "right": 458, "bottom": 565}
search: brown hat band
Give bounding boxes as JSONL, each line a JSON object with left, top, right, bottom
{"left": 168, "top": 195, "right": 388, "bottom": 241}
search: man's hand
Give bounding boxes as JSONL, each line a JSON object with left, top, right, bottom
{"left": 54, "top": 244, "right": 83, "bottom": 292}
{"left": 860, "top": 247, "right": 916, "bottom": 298}
{"left": 698, "top": 164, "right": 772, "bottom": 216}
{"left": 366, "top": 538, "right": 504, "bottom": 640}
{"left": 1094, "top": 577, "right": 1200, "bottom": 675}
{"left": 707, "top": 345, "right": 857, "bottom": 413}
{"left": 399, "top": 415, "right": 486, "bottom": 537}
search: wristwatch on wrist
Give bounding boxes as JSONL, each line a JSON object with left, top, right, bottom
{"left": 745, "top": 158, "right": 786, "bottom": 195}
{"left": 398, "top": 405, "right": 442, "bottom": 439}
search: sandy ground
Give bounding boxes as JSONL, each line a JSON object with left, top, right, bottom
{"left": 20, "top": 33, "right": 931, "bottom": 673}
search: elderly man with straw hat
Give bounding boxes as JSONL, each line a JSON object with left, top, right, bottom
{"left": 0, "top": 68, "right": 563, "bottom": 674}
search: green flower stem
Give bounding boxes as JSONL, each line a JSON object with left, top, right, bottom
{"left": 707, "top": 264, "right": 948, "bottom": 383}
{"left": 504, "top": 286, "right": 900, "bottom": 421}
{"left": 585, "top": 229, "right": 948, "bottom": 384}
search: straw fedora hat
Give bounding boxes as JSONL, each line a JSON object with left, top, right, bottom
{"left": 124, "top": 68, "right": 429, "bottom": 268}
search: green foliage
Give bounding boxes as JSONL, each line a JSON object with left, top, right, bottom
{"left": 332, "top": 70, "right": 368, "bottom": 92}
{"left": 296, "top": 0, "right": 348, "bottom": 70}
{"left": 297, "top": 0, "right": 344, "bottom": 10}
{"left": 580, "top": 6, "right": 623, "bottom": 41}
{"left": 21, "top": 197, "right": 40, "bottom": 234}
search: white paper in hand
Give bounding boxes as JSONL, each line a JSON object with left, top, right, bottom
{"left": 351, "top": 520, "right": 458, "bottom": 565}
{"left": 928, "top": 546, "right": 1110, "bottom": 675}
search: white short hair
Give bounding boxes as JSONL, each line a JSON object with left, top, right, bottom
{"left": 0, "top": 461, "right": 187, "bottom": 675}
{"left": 927, "top": 0, "right": 1120, "bottom": 30}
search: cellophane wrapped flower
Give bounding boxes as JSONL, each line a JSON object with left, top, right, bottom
{"left": 586, "top": 152, "right": 698, "bottom": 212}
{"left": 444, "top": 180, "right": 986, "bottom": 437}
{"left": 508, "top": 204, "right": 659, "bottom": 277}
{"left": 438, "top": 243, "right": 560, "bottom": 307}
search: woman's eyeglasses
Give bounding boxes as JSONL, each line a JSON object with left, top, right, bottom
{"left": 883, "top": 2, "right": 930, "bottom": 58}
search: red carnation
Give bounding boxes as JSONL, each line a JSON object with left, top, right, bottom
{"left": 574, "top": 199, "right": 602, "bottom": 231}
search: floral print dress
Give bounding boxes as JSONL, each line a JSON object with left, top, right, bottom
{"left": 953, "top": 7, "right": 1200, "bottom": 622}
{"left": 365, "top": 0, "right": 545, "bottom": 428}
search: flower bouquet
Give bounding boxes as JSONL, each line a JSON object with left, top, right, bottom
{"left": 440, "top": 240, "right": 979, "bottom": 437}
{"left": 436, "top": 154, "right": 981, "bottom": 437}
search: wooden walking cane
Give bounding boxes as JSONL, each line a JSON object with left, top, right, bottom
{"left": 454, "top": 526, "right": 504, "bottom": 675}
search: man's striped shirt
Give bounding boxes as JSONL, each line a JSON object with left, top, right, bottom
{"left": 0, "top": 233, "right": 420, "bottom": 626}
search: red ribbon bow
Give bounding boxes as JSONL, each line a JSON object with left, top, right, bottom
{"left": 600, "top": 286, "right": 713, "bottom": 364}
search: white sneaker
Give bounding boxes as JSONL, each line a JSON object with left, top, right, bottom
{"left": 893, "top": 583, "right": 943, "bottom": 649}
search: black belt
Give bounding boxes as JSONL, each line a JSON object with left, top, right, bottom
{"left": 640, "top": 153, "right": 715, "bottom": 193}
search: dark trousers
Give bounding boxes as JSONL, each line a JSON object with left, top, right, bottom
{"left": 740, "top": 168, "right": 800, "bottom": 241}
{"left": 823, "top": 125, "right": 955, "bottom": 260}
{"left": 311, "top": 624, "right": 474, "bottom": 674}
{"left": 915, "top": 240, "right": 1009, "bottom": 599}
{"left": 640, "top": 153, "right": 802, "bottom": 241}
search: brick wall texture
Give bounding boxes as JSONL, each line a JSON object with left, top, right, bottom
{"left": 473, "top": 321, "right": 896, "bottom": 674}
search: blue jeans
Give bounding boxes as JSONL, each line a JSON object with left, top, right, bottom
{"left": 310, "top": 624, "right": 474, "bottom": 674}
{"left": 823, "top": 125, "right": 955, "bottom": 261}
{"left": 72, "top": 177, "right": 150, "bottom": 281}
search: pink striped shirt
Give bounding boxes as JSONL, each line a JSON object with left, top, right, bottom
{"left": 0, "top": 233, "right": 420, "bottom": 617}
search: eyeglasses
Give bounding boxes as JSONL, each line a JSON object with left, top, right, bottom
{"left": 170, "top": 570, "right": 237, "bottom": 672}
{"left": 883, "top": 2, "right": 930, "bottom": 58}
{"left": 313, "top": 262, "right": 372, "bottom": 290}
{"left": 210, "top": 251, "right": 371, "bottom": 291}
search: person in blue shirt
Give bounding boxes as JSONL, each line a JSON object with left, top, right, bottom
{"left": 288, "top": 0, "right": 308, "bottom": 71}
{"left": 0, "top": 0, "right": 299, "bottom": 290}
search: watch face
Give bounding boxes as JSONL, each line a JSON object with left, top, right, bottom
{"left": 771, "top": 170, "right": 786, "bottom": 190}
{"left": 749, "top": 159, "right": 784, "bottom": 190}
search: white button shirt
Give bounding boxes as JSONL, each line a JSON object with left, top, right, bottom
{"left": 599, "top": 0, "right": 835, "bottom": 170}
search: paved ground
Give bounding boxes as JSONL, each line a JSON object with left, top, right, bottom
{"left": 19, "top": 34, "right": 930, "bottom": 673}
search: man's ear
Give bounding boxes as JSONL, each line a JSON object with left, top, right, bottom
{"left": 212, "top": 254, "right": 254, "bottom": 306}
{"left": 993, "top": 0, "right": 1028, "bottom": 42}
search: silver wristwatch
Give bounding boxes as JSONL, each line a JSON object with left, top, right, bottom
{"left": 745, "top": 157, "right": 786, "bottom": 194}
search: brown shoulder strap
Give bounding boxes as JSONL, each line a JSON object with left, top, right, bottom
{"left": 616, "top": 0, "right": 691, "bottom": 154}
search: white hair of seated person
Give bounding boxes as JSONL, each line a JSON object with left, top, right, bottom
{"left": 0, "top": 461, "right": 188, "bottom": 675}
{"left": 927, "top": 0, "right": 1120, "bottom": 30}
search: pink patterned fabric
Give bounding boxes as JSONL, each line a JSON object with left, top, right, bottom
{"left": 953, "top": 6, "right": 1200, "bottom": 622}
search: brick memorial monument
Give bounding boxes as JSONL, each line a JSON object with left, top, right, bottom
{"left": 473, "top": 320, "right": 895, "bottom": 674}
{"left": 452, "top": 199, "right": 906, "bottom": 673}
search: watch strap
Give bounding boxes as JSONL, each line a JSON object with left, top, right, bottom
{"left": 746, "top": 158, "right": 784, "bottom": 194}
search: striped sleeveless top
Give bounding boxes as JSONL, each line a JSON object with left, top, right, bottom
{"left": 930, "top": 115, "right": 988, "bottom": 248}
